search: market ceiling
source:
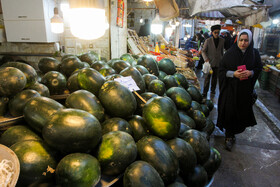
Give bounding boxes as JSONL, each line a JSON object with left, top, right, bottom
{"left": 176, "top": 0, "right": 270, "bottom": 26}
{"left": 128, "top": 0, "right": 270, "bottom": 26}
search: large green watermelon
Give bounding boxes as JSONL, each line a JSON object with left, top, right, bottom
{"left": 166, "top": 87, "right": 192, "bottom": 111}
{"left": 163, "top": 75, "right": 179, "bottom": 90}
{"left": 203, "top": 147, "right": 222, "bottom": 178}
{"left": 182, "top": 129, "right": 210, "bottom": 165}
{"left": 41, "top": 71, "right": 67, "bottom": 95}
{"left": 78, "top": 52, "right": 99, "bottom": 65}
{"left": 10, "top": 140, "right": 57, "bottom": 186}
{"left": 112, "top": 60, "right": 131, "bottom": 73}
{"left": 166, "top": 138, "right": 197, "bottom": 174}
{"left": 96, "top": 131, "right": 137, "bottom": 175}
{"left": 187, "top": 86, "right": 203, "bottom": 103}
{"left": 183, "top": 165, "right": 208, "bottom": 187}
{"left": 56, "top": 153, "right": 101, "bottom": 187}
{"left": 77, "top": 68, "right": 105, "bottom": 96}
{"left": 128, "top": 115, "right": 150, "bottom": 142}
{"left": 8, "top": 89, "right": 41, "bottom": 117}
{"left": 137, "top": 55, "right": 159, "bottom": 76}
{"left": 23, "top": 96, "right": 65, "bottom": 133}
{"left": 123, "top": 161, "right": 165, "bottom": 187}
{"left": 173, "top": 73, "right": 189, "bottom": 90}
{"left": 143, "top": 96, "right": 180, "bottom": 139}
{"left": 98, "top": 81, "right": 137, "bottom": 118}
{"left": 29, "top": 82, "right": 50, "bottom": 97}
{"left": 0, "top": 67, "right": 26, "bottom": 96}
{"left": 120, "top": 53, "right": 136, "bottom": 66}
{"left": 65, "top": 89, "right": 105, "bottom": 122}
{"left": 0, "top": 97, "right": 9, "bottom": 116}
{"left": 158, "top": 58, "right": 177, "bottom": 75}
{"left": 60, "top": 56, "right": 84, "bottom": 77}
{"left": 0, "top": 125, "right": 42, "bottom": 147}
{"left": 90, "top": 60, "right": 109, "bottom": 71}
{"left": 137, "top": 135, "right": 179, "bottom": 184}
{"left": 148, "top": 79, "right": 166, "bottom": 96}
{"left": 38, "top": 57, "right": 61, "bottom": 74}
{"left": 2, "top": 62, "right": 37, "bottom": 88}
{"left": 134, "top": 65, "right": 149, "bottom": 75}
{"left": 42, "top": 108, "right": 102, "bottom": 153}
{"left": 143, "top": 74, "right": 158, "bottom": 89}
{"left": 101, "top": 117, "right": 132, "bottom": 135}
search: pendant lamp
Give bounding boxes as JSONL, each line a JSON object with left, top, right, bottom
{"left": 68, "top": 0, "right": 107, "bottom": 40}
{"left": 151, "top": 13, "right": 163, "bottom": 34}
{"left": 165, "top": 24, "right": 173, "bottom": 37}
{"left": 50, "top": 7, "right": 64, "bottom": 34}
{"left": 140, "top": 16, "right": 143, "bottom": 23}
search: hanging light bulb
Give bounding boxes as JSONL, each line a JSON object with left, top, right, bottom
{"left": 272, "top": 19, "right": 279, "bottom": 24}
{"left": 169, "top": 19, "right": 176, "bottom": 29}
{"left": 151, "top": 13, "right": 163, "bottom": 34}
{"left": 50, "top": 7, "right": 64, "bottom": 34}
{"left": 68, "top": 0, "right": 106, "bottom": 40}
{"left": 165, "top": 24, "right": 173, "bottom": 37}
{"left": 175, "top": 18, "right": 180, "bottom": 26}
{"left": 140, "top": 17, "right": 143, "bottom": 23}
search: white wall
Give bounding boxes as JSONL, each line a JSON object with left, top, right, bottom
{"left": 110, "top": 0, "right": 128, "bottom": 59}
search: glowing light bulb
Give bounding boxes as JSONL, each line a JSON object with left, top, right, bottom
{"left": 151, "top": 14, "right": 163, "bottom": 34}
{"left": 50, "top": 7, "right": 64, "bottom": 34}
{"left": 69, "top": 8, "right": 106, "bottom": 40}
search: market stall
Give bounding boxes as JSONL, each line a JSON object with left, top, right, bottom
{"left": 0, "top": 49, "right": 221, "bottom": 187}
{"left": 259, "top": 55, "right": 280, "bottom": 102}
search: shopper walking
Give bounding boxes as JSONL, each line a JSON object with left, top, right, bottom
{"left": 217, "top": 29, "right": 263, "bottom": 151}
{"left": 138, "top": 19, "right": 151, "bottom": 36}
{"left": 196, "top": 33, "right": 206, "bottom": 69}
{"left": 201, "top": 25, "right": 225, "bottom": 97}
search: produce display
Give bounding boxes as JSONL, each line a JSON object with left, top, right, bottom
{"left": 0, "top": 51, "right": 221, "bottom": 187}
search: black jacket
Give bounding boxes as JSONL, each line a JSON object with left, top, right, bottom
{"left": 217, "top": 42, "right": 263, "bottom": 134}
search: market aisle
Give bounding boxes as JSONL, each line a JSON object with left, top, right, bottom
{"left": 196, "top": 69, "right": 280, "bottom": 187}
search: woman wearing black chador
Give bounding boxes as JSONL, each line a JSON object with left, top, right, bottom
{"left": 217, "top": 29, "right": 263, "bottom": 151}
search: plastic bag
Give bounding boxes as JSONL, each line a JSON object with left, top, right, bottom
{"left": 202, "top": 62, "right": 212, "bottom": 74}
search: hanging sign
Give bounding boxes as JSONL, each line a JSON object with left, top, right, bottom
{"left": 117, "top": 0, "right": 124, "bottom": 27}
{"left": 114, "top": 76, "right": 139, "bottom": 92}
{"left": 114, "top": 76, "right": 147, "bottom": 103}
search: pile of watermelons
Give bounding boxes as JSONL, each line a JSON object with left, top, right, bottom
{"left": 0, "top": 52, "right": 221, "bottom": 187}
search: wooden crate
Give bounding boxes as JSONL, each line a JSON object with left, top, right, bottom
{"left": 127, "top": 29, "right": 149, "bottom": 55}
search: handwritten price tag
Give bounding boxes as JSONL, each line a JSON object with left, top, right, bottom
{"left": 114, "top": 76, "right": 140, "bottom": 92}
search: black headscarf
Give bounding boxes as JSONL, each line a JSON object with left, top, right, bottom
{"left": 217, "top": 30, "right": 263, "bottom": 134}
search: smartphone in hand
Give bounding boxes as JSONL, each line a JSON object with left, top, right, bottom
{"left": 237, "top": 65, "right": 248, "bottom": 80}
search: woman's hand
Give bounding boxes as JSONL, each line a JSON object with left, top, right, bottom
{"left": 234, "top": 69, "right": 252, "bottom": 80}
{"left": 241, "top": 70, "right": 252, "bottom": 78}
{"left": 234, "top": 69, "right": 243, "bottom": 79}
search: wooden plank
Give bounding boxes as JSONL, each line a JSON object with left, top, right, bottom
{"left": 127, "top": 38, "right": 142, "bottom": 55}
{"left": 0, "top": 116, "right": 24, "bottom": 129}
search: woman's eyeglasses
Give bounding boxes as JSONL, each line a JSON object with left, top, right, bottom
{"left": 213, "top": 31, "right": 220, "bottom": 34}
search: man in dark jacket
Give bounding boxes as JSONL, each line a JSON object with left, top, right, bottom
{"left": 138, "top": 19, "right": 151, "bottom": 36}
{"left": 201, "top": 24, "right": 225, "bottom": 97}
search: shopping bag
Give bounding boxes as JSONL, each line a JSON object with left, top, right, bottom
{"left": 202, "top": 62, "right": 211, "bottom": 74}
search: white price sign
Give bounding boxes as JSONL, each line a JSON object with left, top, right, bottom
{"left": 114, "top": 76, "right": 140, "bottom": 92}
